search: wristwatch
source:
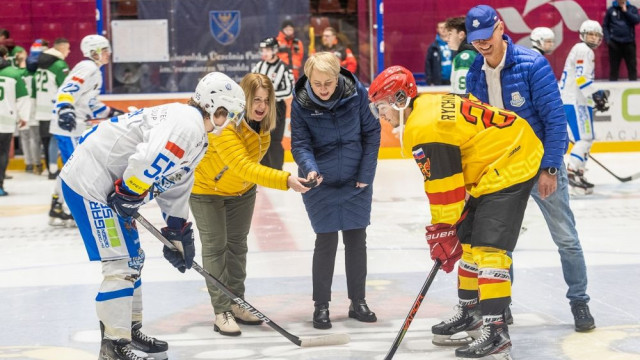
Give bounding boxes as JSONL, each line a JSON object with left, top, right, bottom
{"left": 544, "top": 167, "right": 558, "bottom": 176}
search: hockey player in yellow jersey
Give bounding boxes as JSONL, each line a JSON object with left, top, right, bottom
{"left": 369, "top": 66, "right": 543, "bottom": 360}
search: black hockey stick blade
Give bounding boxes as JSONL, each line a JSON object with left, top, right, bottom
{"left": 384, "top": 260, "right": 441, "bottom": 360}
{"left": 569, "top": 140, "right": 639, "bottom": 182}
{"left": 134, "top": 213, "right": 350, "bottom": 348}
{"left": 587, "top": 154, "right": 640, "bottom": 182}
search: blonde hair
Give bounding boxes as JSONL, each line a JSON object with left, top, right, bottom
{"left": 304, "top": 52, "right": 340, "bottom": 79}
{"left": 240, "top": 73, "right": 276, "bottom": 132}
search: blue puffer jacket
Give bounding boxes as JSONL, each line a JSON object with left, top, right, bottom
{"left": 291, "top": 68, "right": 381, "bottom": 233}
{"left": 466, "top": 35, "right": 567, "bottom": 169}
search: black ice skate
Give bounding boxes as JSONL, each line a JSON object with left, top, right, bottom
{"left": 455, "top": 322, "right": 512, "bottom": 360}
{"left": 568, "top": 168, "right": 594, "bottom": 195}
{"left": 432, "top": 304, "right": 483, "bottom": 346}
{"left": 99, "top": 338, "right": 147, "bottom": 360}
{"left": 130, "top": 322, "right": 168, "bottom": 359}
{"left": 49, "top": 195, "right": 75, "bottom": 227}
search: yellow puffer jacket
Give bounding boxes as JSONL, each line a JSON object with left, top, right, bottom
{"left": 192, "top": 120, "right": 290, "bottom": 196}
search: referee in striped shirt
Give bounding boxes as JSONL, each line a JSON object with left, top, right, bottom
{"left": 252, "top": 37, "right": 295, "bottom": 170}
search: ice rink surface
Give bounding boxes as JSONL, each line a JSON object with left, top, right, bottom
{"left": 1, "top": 154, "right": 640, "bottom": 360}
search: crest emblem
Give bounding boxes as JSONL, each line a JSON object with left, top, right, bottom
{"left": 210, "top": 11, "right": 241, "bottom": 45}
{"left": 510, "top": 91, "right": 526, "bottom": 107}
{"left": 472, "top": 19, "right": 480, "bottom": 28}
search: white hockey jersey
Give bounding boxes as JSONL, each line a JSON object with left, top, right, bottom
{"left": 60, "top": 103, "right": 209, "bottom": 221}
{"left": 559, "top": 42, "right": 596, "bottom": 106}
{"left": 50, "top": 59, "right": 110, "bottom": 136}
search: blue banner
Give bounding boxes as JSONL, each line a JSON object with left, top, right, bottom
{"left": 129, "top": 0, "right": 309, "bottom": 93}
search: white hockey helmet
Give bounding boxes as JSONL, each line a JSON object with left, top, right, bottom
{"left": 194, "top": 72, "right": 246, "bottom": 134}
{"left": 81, "top": 35, "right": 111, "bottom": 58}
{"left": 530, "top": 27, "right": 555, "bottom": 54}
{"left": 579, "top": 20, "right": 603, "bottom": 49}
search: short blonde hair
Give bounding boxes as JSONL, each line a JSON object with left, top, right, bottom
{"left": 304, "top": 52, "right": 340, "bottom": 79}
{"left": 240, "top": 73, "right": 276, "bottom": 132}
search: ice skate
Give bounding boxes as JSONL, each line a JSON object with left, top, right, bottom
{"left": 455, "top": 321, "right": 512, "bottom": 359}
{"left": 99, "top": 338, "right": 147, "bottom": 360}
{"left": 130, "top": 322, "right": 168, "bottom": 360}
{"left": 432, "top": 304, "right": 483, "bottom": 346}
{"left": 49, "top": 195, "right": 75, "bottom": 227}
{"left": 568, "top": 168, "right": 594, "bottom": 195}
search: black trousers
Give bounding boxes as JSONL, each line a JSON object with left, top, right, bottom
{"left": 260, "top": 100, "right": 287, "bottom": 170}
{"left": 39, "top": 121, "right": 51, "bottom": 172}
{"left": 608, "top": 40, "right": 637, "bottom": 81}
{"left": 0, "top": 133, "right": 13, "bottom": 188}
{"left": 312, "top": 228, "right": 368, "bottom": 304}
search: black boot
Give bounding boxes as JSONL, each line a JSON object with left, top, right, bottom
{"left": 348, "top": 299, "right": 377, "bottom": 322}
{"left": 313, "top": 303, "right": 331, "bottom": 329}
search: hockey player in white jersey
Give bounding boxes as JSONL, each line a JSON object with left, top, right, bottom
{"left": 530, "top": 27, "right": 555, "bottom": 55}
{"left": 559, "top": 20, "right": 608, "bottom": 194}
{"left": 48, "top": 35, "right": 123, "bottom": 225}
{"left": 59, "top": 72, "right": 246, "bottom": 360}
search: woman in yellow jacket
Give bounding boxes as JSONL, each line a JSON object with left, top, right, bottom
{"left": 190, "top": 73, "right": 310, "bottom": 337}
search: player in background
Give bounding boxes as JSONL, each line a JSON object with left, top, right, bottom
{"left": 445, "top": 16, "right": 478, "bottom": 95}
{"left": 369, "top": 66, "right": 542, "bottom": 360}
{"left": 48, "top": 35, "right": 124, "bottom": 226}
{"left": 252, "top": 37, "right": 294, "bottom": 170}
{"left": 0, "top": 45, "right": 29, "bottom": 196}
{"left": 35, "top": 38, "right": 70, "bottom": 179}
{"left": 17, "top": 40, "right": 42, "bottom": 175}
{"left": 60, "top": 72, "right": 246, "bottom": 360}
{"left": 560, "top": 20, "right": 608, "bottom": 194}
{"left": 530, "top": 27, "right": 555, "bottom": 56}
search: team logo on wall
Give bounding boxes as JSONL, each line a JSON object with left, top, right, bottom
{"left": 210, "top": 11, "right": 241, "bottom": 45}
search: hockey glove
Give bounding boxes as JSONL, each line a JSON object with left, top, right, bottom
{"left": 58, "top": 104, "right": 77, "bottom": 132}
{"left": 161, "top": 222, "right": 195, "bottom": 273}
{"left": 592, "top": 90, "right": 610, "bottom": 112}
{"left": 106, "top": 179, "right": 147, "bottom": 219}
{"left": 426, "top": 223, "right": 462, "bottom": 273}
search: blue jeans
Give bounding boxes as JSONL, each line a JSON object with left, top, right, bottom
{"left": 530, "top": 163, "right": 589, "bottom": 304}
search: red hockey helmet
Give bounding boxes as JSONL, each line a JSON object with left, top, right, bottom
{"left": 368, "top": 65, "right": 417, "bottom": 118}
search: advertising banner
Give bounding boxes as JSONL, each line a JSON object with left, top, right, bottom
{"left": 130, "top": 0, "right": 309, "bottom": 92}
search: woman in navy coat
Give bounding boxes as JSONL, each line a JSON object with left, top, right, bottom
{"left": 291, "top": 52, "right": 381, "bottom": 329}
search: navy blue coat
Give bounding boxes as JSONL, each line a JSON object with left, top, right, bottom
{"left": 291, "top": 68, "right": 381, "bottom": 233}
{"left": 604, "top": 1, "right": 640, "bottom": 44}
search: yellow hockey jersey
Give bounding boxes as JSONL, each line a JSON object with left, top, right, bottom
{"left": 403, "top": 93, "right": 543, "bottom": 225}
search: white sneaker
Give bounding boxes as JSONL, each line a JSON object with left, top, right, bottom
{"left": 231, "top": 304, "right": 263, "bottom": 325}
{"left": 214, "top": 311, "right": 241, "bottom": 336}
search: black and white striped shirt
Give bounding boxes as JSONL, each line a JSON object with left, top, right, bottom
{"left": 252, "top": 59, "right": 294, "bottom": 101}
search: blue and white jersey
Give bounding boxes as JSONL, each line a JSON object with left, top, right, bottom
{"left": 49, "top": 59, "right": 109, "bottom": 137}
{"left": 559, "top": 42, "right": 596, "bottom": 107}
{"left": 60, "top": 103, "right": 209, "bottom": 221}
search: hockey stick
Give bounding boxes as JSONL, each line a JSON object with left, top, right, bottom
{"left": 383, "top": 259, "right": 441, "bottom": 360}
{"left": 134, "top": 213, "right": 350, "bottom": 348}
{"left": 569, "top": 140, "right": 640, "bottom": 182}
{"left": 586, "top": 153, "right": 640, "bottom": 182}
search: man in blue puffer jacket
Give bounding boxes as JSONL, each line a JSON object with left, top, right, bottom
{"left": 291, "top": 52, "right": 381, "bottom": 330}
{"left": 465, "top": 4, "right": 595, "bottom": 336}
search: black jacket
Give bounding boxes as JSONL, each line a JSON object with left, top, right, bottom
{"left": 604, "top": 1, "right": 640, "bottom": 43}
